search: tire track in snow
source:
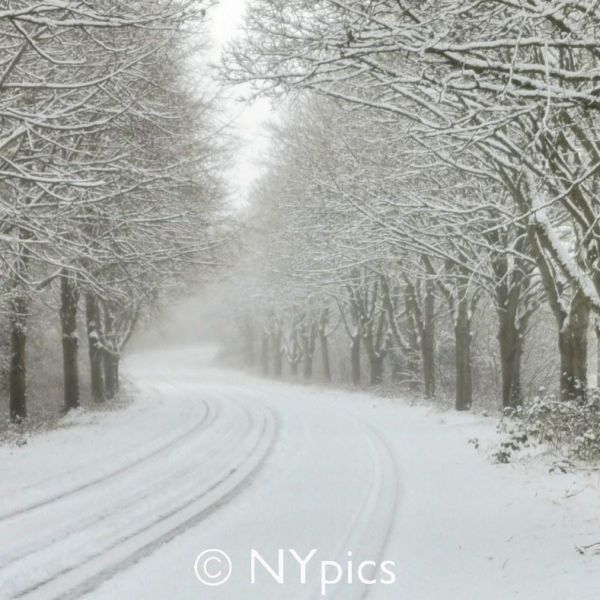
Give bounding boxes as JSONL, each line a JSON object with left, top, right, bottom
{"left": 314, "top": 420, "right": 398, "bottom": 600}
{"left": 8, "top": 399, "right": 277, "bottom": 600}
{"left": 6, "top": 379, "right": 202, "bottom": 496}
{"left": 224, "top": 382, "right": 399, "bottom": 600}
{"left": 0, "top": 398, "right": 225, "bottom": 571}
{"left": 0, "top": 398, "right": 211, "bottom": 522}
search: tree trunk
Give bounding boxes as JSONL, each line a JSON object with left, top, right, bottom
{"left": 290, "top": 358, "right": 299, "bottom": 376}
{"left": 60, "top": 274, "right": 80, "bottom": 411}
{"left": 351, "top": 333, "right": 361, "bottom": 385}
{"left": 272, "top": 331, "right": 283, "bottom": 377}
{"left": 498, "top": 311, "right": 523, "bottom": 409}
{"left": 454, "top": 296, "right": 473, "bottom": 411}
{"left": 303, "top": 352, "right": 313, "bottom": 378}
{"left": 369, "top": 352, "right": 384, "bottom": 385}
{"left": 104, "top": 351, "right": 119, "bottom": 399}
{"left": 421, "top": 281, "right": 435, "bottom": 398}
{"left": 287, "top": 328, "right": 301, "bottom": 376}
{"left": 9, "top": 294, "right": 28, "bottom": 422}
{"left": 261, "top": 333, "right": 269, "bottom": 376}
{"left": 421, "top": 338, "right": 435, "bottom": 398}
{"left": 320, "top": 331, "right": 331, "bottom": 382}
{"left": 404, "top": 283, "right": 421, "bottom": 392}
{"left": 9, "top": 236, "right": 30, "bottom": 422}
{"left": 596, "top": 320, "right": 600, "bottom": 389}
{"left": 104, "top": 354, "right": 120, "bottom": 398}
{"left": 364, "top": 332, "right": 385, "bottom": 385}
{"left": 300, "top": 326, "right": 315, "bottom": 379}
{"left": 559, "top": 291, "right": 589, "bottom": 401}
{"left": 85, "top": 292, "right": 105, "bottom": 402}
{"left": 389, "top": 348, "right": 404, "bottom": 383}
{"left": 242, "top": 317, "right": 255, "bottom": 368}
{"left": 103, "top": 305, "right": 119, "bottom": 400}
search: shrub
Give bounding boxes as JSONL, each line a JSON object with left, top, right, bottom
{"left": 496, "top": 388, "right": 600, "bottom": 462}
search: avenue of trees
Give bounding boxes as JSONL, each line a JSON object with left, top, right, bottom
{"left": 220, "top": 0, "right": 600, "bottom": 413}
{"left": 0, "top": 1, "right": 224, "bottom": 422}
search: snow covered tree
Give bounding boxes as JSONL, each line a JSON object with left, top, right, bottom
{"left": 0, "top": 1, "right": 223, "bottom": 420}
{"left": 225, "top": 0, "right": 597, "bottom": 401}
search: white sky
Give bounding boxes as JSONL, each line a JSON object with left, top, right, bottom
{"left": 199, "top": 0, "right": 274, "bottom": 208}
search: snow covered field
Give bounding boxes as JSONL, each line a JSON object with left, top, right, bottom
{"left": 1, "top": 346, "right": 599, "bottom": 599}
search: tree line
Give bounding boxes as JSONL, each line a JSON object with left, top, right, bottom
{"left": 0, "top": 1, "right": 223, "bottom": 422}
{"left": 219, "top": 0, "right": 600, "bottom": 411}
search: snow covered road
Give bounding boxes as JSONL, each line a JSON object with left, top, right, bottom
{"left": 1, "top": 347, "right": 599, "bottom": 599}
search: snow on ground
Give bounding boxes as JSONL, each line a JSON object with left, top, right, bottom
{"left": 0, "top": 346, "right": 599, "bottom": 599}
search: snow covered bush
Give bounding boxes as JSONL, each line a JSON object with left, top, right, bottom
{"left": 497, "top": 390, "right": 600, "bottom": 462}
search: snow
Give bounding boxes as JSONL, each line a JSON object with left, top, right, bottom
{"left": 0, "top": 346, "right": 599, "bottom": 599}
{"left": 527, "top": 170, "right": 600, "bottom": 317}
